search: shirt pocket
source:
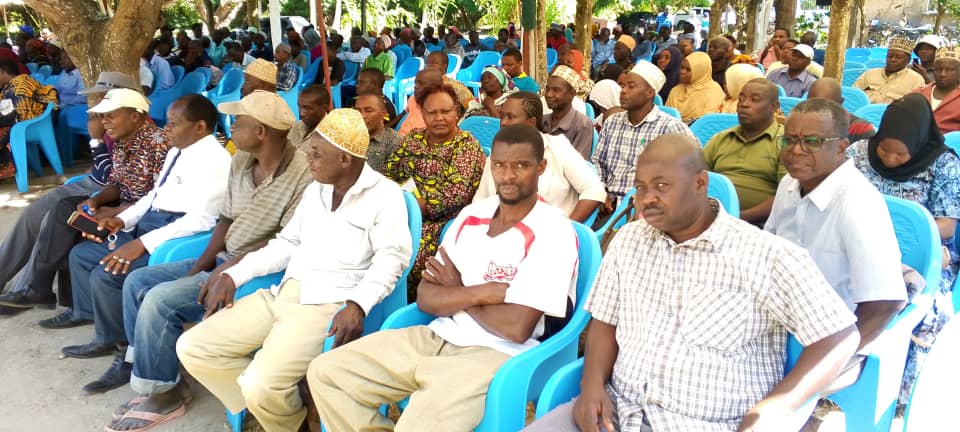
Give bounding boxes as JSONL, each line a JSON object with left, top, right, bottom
{"left": 329, "top": 217, "right": 372, "bottom": 266}
{"left": 679, "top": 283, "right": 750, "bottom": 352}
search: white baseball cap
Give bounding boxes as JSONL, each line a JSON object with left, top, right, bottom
{"left": 792, "top": 44, "right": 815, "bottom": 60}
{"left": 87, "top": 88, "right": 150, "bottom": 114}
{"left": 916, "top": 35, "right": 943, "bottom": 50}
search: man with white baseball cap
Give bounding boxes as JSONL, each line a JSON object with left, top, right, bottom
{"left": 768, "top": 43, "right": 817, "bottom": 98}
{"left": 913, "top": 34, "right": 943, "bottom": 83}
{"left": 590, "top": 61, "right": 696, "bottom": 221}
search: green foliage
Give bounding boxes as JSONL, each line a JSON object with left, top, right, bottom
{"left": 545, "top": 0, "right": 563, "bottom": 27}
{"left": 796, "top": 12, "right": 828, "bottom": 47}
{"left": 279, "top": 0, "right": 310, "bottom": 17}
{"left": 162, "top": 0, "right": 203, "bottom": 30}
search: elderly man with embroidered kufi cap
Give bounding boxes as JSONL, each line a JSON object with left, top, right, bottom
{"left": 592, "top": 60, "right": 696, "bottom": 216}
{"left": 241, "top": 58, "right": 278, "bottom": 96}
{"left": 178, "top": 108, "right": 413, "bottom": 432}
{"left": 914, "top": 46, "right": 960, "bottom": 133}
{"left": 544, "top": 65, "right": 595, "bottom": 159}
{"left": 854, "top": 37, "right": 927, "bottom": 104}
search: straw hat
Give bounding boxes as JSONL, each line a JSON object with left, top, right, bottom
{"left": 314, "top": 109, "right": 369, "bottom": 159}
{"left": 218, "top": 90, "right": 295, "bottom": 130}
{"left": 244, "top": 58, "right": 277, "bottom": 85}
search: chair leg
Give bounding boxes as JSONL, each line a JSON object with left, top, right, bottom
{"left": 39, "top": 129, "right": 64, "bottom": 175}
{"left": 225, "top": 408, "right": 246, "bottom": 432}
{"left": 27, "top": 143, "right": 43, "bottom": 176}
{"left": 11, "top": 137, "right": 28, "bottom": 193}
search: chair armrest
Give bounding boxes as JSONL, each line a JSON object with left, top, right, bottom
{"left": 147, "top": 231, "right": 213, "bottom": 265}
{"left": 380, "top": 303, "right": 435, "bottom": 330}
{"left": 322, "top": 304, "right": 347, "bottom": 352}
{"left": 534, "top": 358, "right": 584, "bottom": 418}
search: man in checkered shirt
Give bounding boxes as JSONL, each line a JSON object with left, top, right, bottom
{"left": 526, "top": 135, "right": 859, "bottom": 431}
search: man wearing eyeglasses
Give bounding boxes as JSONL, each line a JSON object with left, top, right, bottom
{"left": 765, "top": 98, "right": 906, "bottom": 391}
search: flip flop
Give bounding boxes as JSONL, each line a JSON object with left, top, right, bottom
{"left": 112, "top": 396, "right": 148, "bottom": 421}
{"left": 104, "top": 402, "right": 186, "bottom": 432}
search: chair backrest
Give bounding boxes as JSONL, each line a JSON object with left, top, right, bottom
{"left": 885, "top": 195, "right": 941, "bottom": 290}
{"left": 654, "top": 93, "right": 663, "bottom": 106}
{"left": 844, "top": 61, "right": 867, "bottom": 70}
{"left": 468, "top": 51, "right": 502, "bottom": 81}
{"left": 301, "top": 58, "right": 322, "bottom": 90}
{"left": 481, "top": 36, "right": 497, "bottom": 50}
{"left": 426, "top": 43, "right": 442, "bottom": 53}
{"left": 842, "top": 68, "right": 867, "bottom": 87}
{"left": 395, "top": 57, "right": 423, "bottom": 81}
{"left": 853, "top": 103, "right": 888, "bottom": 129}
{"left": 171, "top": 65, "right": 185, "bottom": 83}
{"left": 342, "top": 61, "right": 360, "bottom": 86}
{"left": 707, "top": 172, "right": 740, "bottom": 218}
{"left": 945, "top": 132, "right": 960, "bottom": 153}
{"left": 366, "top": 191, "right": 423, "bottom": 330}
{"left": 180, "top": 71, "right": 207, "bottom": 95}
{"left": 148, "top": 88, "right": 181, "bottom": 125}
{"left": 840, "top": 86, "right": 870, "bottom": 113}
{"left": 25, "top": 62, "right": 37, "bottom": 74}
{"left": 546, "top": 48, "right": 558, "bottom": 68}
{"left": 446, "top": 53, "right": 462, "bottom": 78}
{"left": 775, "top": 83, "right": 786, "bottom": 98}
{"left": 689, "top": 113, "right": 738, "bottom": 146}
{"left": 43, "top": 74, "right": 60, "bottom": 87}
{"left": 37, "top": 64, "right": 51, "bottom": 78}
{"left": 460, "top": 116, "right": 500, "bottom": 155}
{"left": 865, "top": 58, "right": 886, "bottom": 69}
{"left": 392, "top": 44, "right": 412, "bottom": 66}
{"left": 584, "top": 103, "right": 595, "bottom": 122}
{"left": 215, "top": 67, "right": 244, "bottom": 99}
{"left": 194, "top": 66, "right": 212, "bottom": 84}
{"left": 659, "top": 105, "right": 680, "bottom": 119}
{"left": 869, "top": 47, "right": 888, "bottom": 59}
{"left": 779, "top": 96, "right": 804, "bottom": 116}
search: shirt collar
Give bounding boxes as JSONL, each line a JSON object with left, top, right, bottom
{"left": 639, "top": 199, "right": 727, "bottom": 252}
{"left": 319, "top": 164, "right": 382, "bottom": 198}
{"left": 728, "top": 120, "right": 781, "bottom": 144}
{"left": 178, "top": 134, "right": 219, "bottom": 156}
{"left": 788, "top": 159, "right": 856, "bottom": 211}
{"left": 242, "top": 142, "right": 299, "bottom": 180}
{"left": 547, "top": 108, "right": 578, "bottom": 132}
{"left": 625, "top": 105, "right": 663, "bottom": 127}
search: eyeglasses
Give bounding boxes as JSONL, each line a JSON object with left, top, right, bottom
{"left": 776, "top": 135, "right": 845, "bottom": 154}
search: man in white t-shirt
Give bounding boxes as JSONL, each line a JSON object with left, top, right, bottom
{"left": 306, "top": 124, "right": 579, "bottom": 431}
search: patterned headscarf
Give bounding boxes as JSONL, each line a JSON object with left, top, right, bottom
{"left": 480, "top": 65, "right": 516, "bottom": 95}
{"left": 551, "top": 65, "right": 589, "bottom": 95}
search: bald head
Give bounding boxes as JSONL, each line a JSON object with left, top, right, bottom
{"left": 636, "top": 134, "right": 708, "bottom": 174}
{"left": 807, "top": 78, "right": 843, "bottom": 104}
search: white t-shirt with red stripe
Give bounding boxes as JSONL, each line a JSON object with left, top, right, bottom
{"left": 426, "top": 197, "right": 579, "bottom": 356}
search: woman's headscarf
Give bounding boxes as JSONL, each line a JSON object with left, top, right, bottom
{"left": 868, "top": 93, "right": 952, "bottom": 182}
{"left": 657, "top": 46, "right": 682, "bottom": 102}
{"left": 589, "top": 79, "right": 621, "bottom": 111}
{"left": 465, "top": 65, "right": 517, "bottom": 116}
{"left": 665, "top": 51, "right": 725, "bottom": 122}
{"left": 568, "top": 49, "right": 586, "bottom": 79}
{"left": 721, "top": 64, "right": 764, "bottom": 113}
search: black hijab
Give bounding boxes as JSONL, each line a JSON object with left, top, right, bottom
{"left": 657, "top": 46, "right": 682, "bottom": 102}
{"left": 869, "top": 93, "right": 951, "bottom": 182}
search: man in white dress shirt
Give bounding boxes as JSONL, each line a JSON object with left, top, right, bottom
{"left": 177, "top": 109, "right": 412, "bottom": 432}
{"left": 56, "top": 94, "right": 232, "bottom": 361}
{"left": 306, "top": 124, "right": 579, "bottom": 431}
{"left": 766, "top": 98, "right": 906, "bottom": 374}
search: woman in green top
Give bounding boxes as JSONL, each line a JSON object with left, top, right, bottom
{"left": 365, "top": 36, "right": 395, "bottom": 79}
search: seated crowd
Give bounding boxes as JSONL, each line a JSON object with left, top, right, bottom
{"left": 0, "top": 19, "right": 957, "bottom": 432}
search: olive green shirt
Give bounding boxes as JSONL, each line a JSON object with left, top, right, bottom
{"left": 703, "top": 120, "right": 786, "bottom": 211}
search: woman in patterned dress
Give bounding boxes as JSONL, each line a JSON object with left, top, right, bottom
{"left": 0, "top": 58, "right": 58, "bottom": 179}
{"left": 848, "top": 93, "right": 960, "bottom": 409}
{"left": 384, "top": 83, "right": 485, "bottom": 298}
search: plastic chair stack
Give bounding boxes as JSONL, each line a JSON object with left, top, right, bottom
{"left": 11, "top": 103, "right": 62, "bottom": 192}
{"left": 459, "top": 116, "right": 500, "bottom": 156}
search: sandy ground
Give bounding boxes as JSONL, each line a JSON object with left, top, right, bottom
{"left": 0, "top": 166, "right": 223, "bottom": 432}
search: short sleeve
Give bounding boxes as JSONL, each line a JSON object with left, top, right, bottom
{"left": 502, "top": 219, "right": 578, "bottom": 317}
{"left": 761, "top": 243, "right": 857, "bottom": 346}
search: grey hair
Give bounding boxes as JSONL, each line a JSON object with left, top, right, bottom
{"left": 790, "top": 98, "right": 850, "bottom": 139}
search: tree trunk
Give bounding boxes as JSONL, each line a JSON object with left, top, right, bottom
{"left": 824, "top": 0, "right": 853, "bottom": 78}
{"left": 574, "top": 0, "right": 594, "bottom": 77}
{"left": 521, "top": 0, "right": 547, "bottom": 86}
{"left": 744, "top": 0, "right": 770, "bottom": 54}
{"left": 194, "top": 0, "right": 216, "bottom": 31}
{"left": 774, "top": 0, "right": 797, "bottom": 34}
{"left": 709, "top": 0, "right": 728, "bottom": 39}
{"left": 246, "top": 0, "right": 259, "bottom": 28}
{"left": 935, "top": 2, "right": 946, "bottom": 33}
{"left": 846, "top": 0, "right": 864, "bottom": 48}
{"left": 25, "top": 0, "right": 164, "bottom": 95}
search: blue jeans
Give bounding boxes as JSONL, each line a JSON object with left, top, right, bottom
{"left": 70, "top": 211, "right": 179, "bottom": 343}
{"left": 123, "top": 258, "right": 208, "bottom": 395}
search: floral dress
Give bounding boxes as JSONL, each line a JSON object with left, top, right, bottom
{"left": 850, "top": 141, "right": 960, "bottom": 406}
{"left": 384, "top": 129, "right": 486, "bottom": 297}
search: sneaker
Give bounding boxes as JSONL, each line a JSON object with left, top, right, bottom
{"left": 38, "top": 309, "right": 92, "bottom": 329}
{"left": 0, "top": 290, "right": 57, "bottom": 310}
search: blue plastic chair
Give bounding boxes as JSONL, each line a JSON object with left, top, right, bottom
{"left": 593, "top": 188, "right": 636, "bottom": 241}
{"left": 54, "top": 103, "right": 89, "bottom": 167}
{"left": 707, "top": 171, "right": 741, "bottom": 217}
{"left": 779, "top": 96, "right": 804, "bottom": 116}
{"left": 869, "top": 47, "right": 889, "bottom": 59}
{"left": 341, "top": 61, "right": 360, "bottom": 87}
{"left": 840, "top": 86, "right": 870, "bottom": 114}
{"left": 146, "top": 231, "right": 215, "bottom": 266}
{"left": 756, "top": 63, "right": 765, "bottom": 75}
{"left": 775, "top": 83, "right": 787, "bottom": 98}
{"left": 591, "top": 129, "right": 598, "bottom": 158}
{"left": 820, "top": 196, "right": 941, "bottom": 432}
{"left": 446, "top": 53, "right": 462, "bottom": 78}
{"left": 689, "top": 113, "right": 738, "bottom": 147}
{"left": 388, "top": 57, "right": 423, "bottom": 112}
{"left": 391, "top": 44, "right": 412, "bottom": 67}
{"left": 546, "top": 48, "right": 558, "bottom": 71}
{"left": 192, "top": 67, "right": 212, "bottom": 90}
{"left": 11, "top": 103, "right": 62, "bottom": 192}
{"left": 278, "top": 65, "right": 305, "bottom": 119}
{"left": 37, "top": 64, "right": 51, "bottom": 79}
{"left": 584, "top": 103, "right": 595, "bottom": 122}
{"left": 654, "top": 93, "right": 663, "bottom": 106}
{"left": 207, "top": 68, "right": 243, "bottom": 137}
{"left": 24, "top": 63, "right": 37, "bottom": 74}
{"left": 844, "top": 61, "right": 867, "bottom": 70}
{"left": 659, "top": 105, "right": 680, "bottom": 119}
{"left": 460, "top": 116, "right": 500, "bottom": 156}
{"left": 425, "top": 43, "right": 442, "bottom": 53}
{"left": 843, "top": 68, "right": 867, "bottom": 87}
{"left": 903, "top": 316, "right": 960, "bottom": 431}
{"left": 456, "top": 51, "right": 501, "bottom": 97}
{"left": 866, "top": 58, "right": 886, "bottom": 69}
{"left": 377, "top": 221, "right": 602, "bottom": 432}
{"left": 229, "top": 192, "right": 423, "bottom": 432}
{"left": 854, "top": 103, "right": 888, "bottom": 129}
{"left": 43, "top": 74, "right": 60, "bottom": 87}
{"left": 480, "top": 36, "right": 497, "bottom": 50}
{"left": 846, "top": 47, "right": 871, "bottom": 61}
{"left": 300, "top": 58, "right": 322, "bottom": 91}
{"left": 170, "top": 65, "right": 185, "bottom": 83}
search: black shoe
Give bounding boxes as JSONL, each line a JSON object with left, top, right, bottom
{"left": 82, "top": 353, "right": 131, "bottom": 393}
{"left": 0, "top": 304, "right": 27, "bottom": 316}
{"left": 62, "top": 341, "right": 118, "bottom": 359}
{"left": 0, "top": 290, "right": 57, "bottom": 309}
{"left": 38, "top": 309, "right": 92, "bottom": 329}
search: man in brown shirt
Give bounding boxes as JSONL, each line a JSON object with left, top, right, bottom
{"left": 544, "top": 65, "right": 594, "bottom": 159}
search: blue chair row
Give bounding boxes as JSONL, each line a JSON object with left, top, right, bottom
{"left": 539, "top": 195, "right": 941, "bottom": 432}
{"left": 779, "top": 87, "right": 870, "bottom": 117}
{"left": 149, "top": 70, "right": 207, "bottom": 126}
{"left": 844, "top": 68, "right": 867, "bottom": 87}
{"left": 378, "top": 220, "right": 602, "bottom": 431}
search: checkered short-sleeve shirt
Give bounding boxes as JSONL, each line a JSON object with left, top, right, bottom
{"left": 585, "top": 204, "right": 856, "bottom": 431}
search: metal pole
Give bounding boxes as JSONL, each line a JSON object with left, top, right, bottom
{"left": 317, "top": 0, "right": 333, "bottom": 110}
{"left": 269, "top": 0, "right": 281, "bottom": 48}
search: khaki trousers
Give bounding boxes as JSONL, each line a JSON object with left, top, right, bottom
{"left": 307, "top": 325, "right": 510, "bottom": 432}
{"left": 176, "top": 280, "right": 340, "bottom": 432}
